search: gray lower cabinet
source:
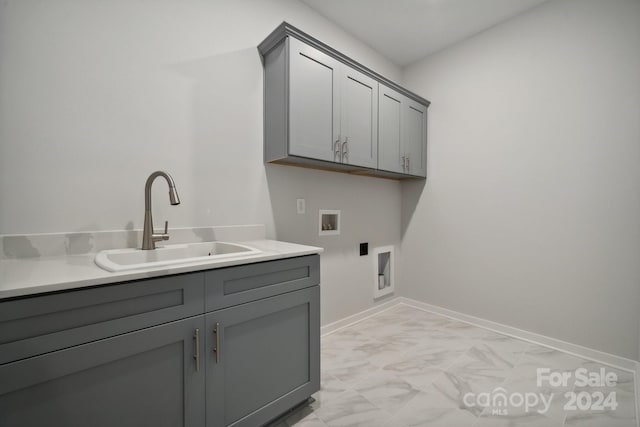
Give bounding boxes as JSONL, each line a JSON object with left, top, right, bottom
{"left": 0, "top": 315, "right": 206, "bottom": 427}
{"left": 0, "top": 272, "right": 204, "bottom": 365}
{"left": 340, "top": 66, "right": 378, "bottom": 169}
{"left": 206, "top": 286, "right": 320, "bottom": 427}
{"left": 0, "top": 255, "right": 320, "bottom": 427}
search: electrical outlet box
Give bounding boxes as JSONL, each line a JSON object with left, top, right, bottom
{"left": 296, "top": 198, "right": 305, "bottom": 214}
{"left": 360, "top": 243, "right": 368, "bottom": 256}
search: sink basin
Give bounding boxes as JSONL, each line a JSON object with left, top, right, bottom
{"left": 95, "top": 241, "right": 261, "bottom": 272}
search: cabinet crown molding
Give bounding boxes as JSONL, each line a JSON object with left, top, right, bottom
{"left": 258, "top": 21, "right": 430, "bottom": 108}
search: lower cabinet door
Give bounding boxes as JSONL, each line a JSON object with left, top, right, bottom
{"left": 0, "top": 316, "right": 206, "bottom": 427}
{"left": 206, "top": 286, "right": 320, "bottom": 427}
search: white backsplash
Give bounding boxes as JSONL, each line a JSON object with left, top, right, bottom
{"left": 0, "top": 225, "right": 266, "bottom": 260}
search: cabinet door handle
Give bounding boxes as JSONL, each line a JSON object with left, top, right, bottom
{"left": 342, "top": 137, "right": 349, "bottom": 163}
{"left": 401, "top": 155, "right": 406, "bottom": 172}
{"left": 406, "top": 154, "right": 410, "bottom": 173}
{"left": 193, "top": 328, "right": 200, "bottom": 372}
{"left": 213, "top": 322, "right": 221, "bottom": 364}
{"left": 334, "top": 137, "right": 342, "bottom": 162}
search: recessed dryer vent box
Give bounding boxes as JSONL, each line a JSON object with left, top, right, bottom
{"left": 373, "top": 245, "right": 394, "bottom": 299}
{"left": 319, "top": 210, "right": 340, "bottom": 236}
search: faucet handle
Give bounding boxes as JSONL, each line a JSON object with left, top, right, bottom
{"left": 153, "top": 221, "right": 170, "bottom": 242}
{"left": 161, "top": 221, "right": 170, "bottom": 241}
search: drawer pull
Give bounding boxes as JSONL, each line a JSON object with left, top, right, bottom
{"left": 213, "top": 322, "right": 221, "bottom": 364}
{"left": 193, "top": 328, "right": 200, "bottom": 372}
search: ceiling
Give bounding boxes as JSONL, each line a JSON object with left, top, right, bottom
{"left": 300, "top": 0, "right": 550, "bottom": 66}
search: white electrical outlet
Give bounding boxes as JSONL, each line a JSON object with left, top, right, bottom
{"left": 296, "top": 198, "right": 306, "bottom": 214}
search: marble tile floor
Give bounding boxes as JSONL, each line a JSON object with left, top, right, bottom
{"left": 270, "top": 304, "right": 637, "bottom": 427}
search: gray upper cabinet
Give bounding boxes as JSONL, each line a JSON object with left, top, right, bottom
{"left": 340, "top": 66, "right": 378, "bottom": 168}
{"left": 274, "top": 37, "right": 378, "bottom": 169}
{"left": 378, "top": 84, "right": 428, "bottom": 177}
{"left": 403, "top": 97, "right": 428, "bottom": 177}
{"left": 378, "top": 85, "right": 403, "bottom": 174}
{"left": 289, "top": 37, "right": 340, "bottom": 163}
{"left": 260, "top": 22, "right": 428, "bottom": 179}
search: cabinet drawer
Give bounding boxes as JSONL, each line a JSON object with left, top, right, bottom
{"left": 205, "top": 255, "right": 319, "bottom": 312}
{"left": 0, "top": 272, "right": 204, "bottom": 364}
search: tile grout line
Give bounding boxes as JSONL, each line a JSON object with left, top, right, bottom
{"left": 320, "top": 300, "right": 638, "bottom": 426}
{"left": 333, "top": 306, "right": 526, "bottom": 424}
{"left": 321, "top": 306, "right": 478, "bottom": 425}
{"left": 397, "top": 298, "right": 638, "bottom": 374}
{"left": 395, "top": 299, "right": 640, "bottom": 426}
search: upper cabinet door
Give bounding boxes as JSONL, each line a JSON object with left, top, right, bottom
{"left": 378, "top": 85, "right": 403, "bottom": 174}
{"left": 288, "top": 37, "right": 341, "bottom": 163}
{"left": 403, "top": 98, "right": 427, "bottom": 177}
{"left": 340, "top": 68, "right": 378, "bottom": 168}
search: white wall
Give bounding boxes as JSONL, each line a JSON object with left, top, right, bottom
{"left": 401, "top": 0, "right": 640, "bottom": 360}
{"left": 0, "top": 0, "right": 402, "bottom": 325}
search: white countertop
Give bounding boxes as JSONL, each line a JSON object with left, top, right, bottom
{"left": 0, "top": 240, "right": 323, "bottom": 300}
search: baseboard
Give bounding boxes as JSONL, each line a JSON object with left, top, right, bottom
{"left": 636, "top": 362, "right": 640, "bottom": 427}
{"left": 401, "top": 298, "right": 640, "bottom": 427}
{"left": 320, "top": 297, "right": 401, "bottom": 337}
{"left": 398, "top": 297, "right": 638, "bottom": 372}
{"left": 320, "top": 296, "right": 640, "bottom": 426}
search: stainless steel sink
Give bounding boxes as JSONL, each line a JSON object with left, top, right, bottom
{"left": 95, "top": 241, "right": 261, "bottom": 272}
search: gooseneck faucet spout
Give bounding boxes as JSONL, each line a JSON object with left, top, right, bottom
{"left": 142, "top": 171, "right": 180, "bottom": 250}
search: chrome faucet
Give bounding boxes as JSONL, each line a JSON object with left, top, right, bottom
{"left": 142, "top": 171, "right": 180, "bottom": 250}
